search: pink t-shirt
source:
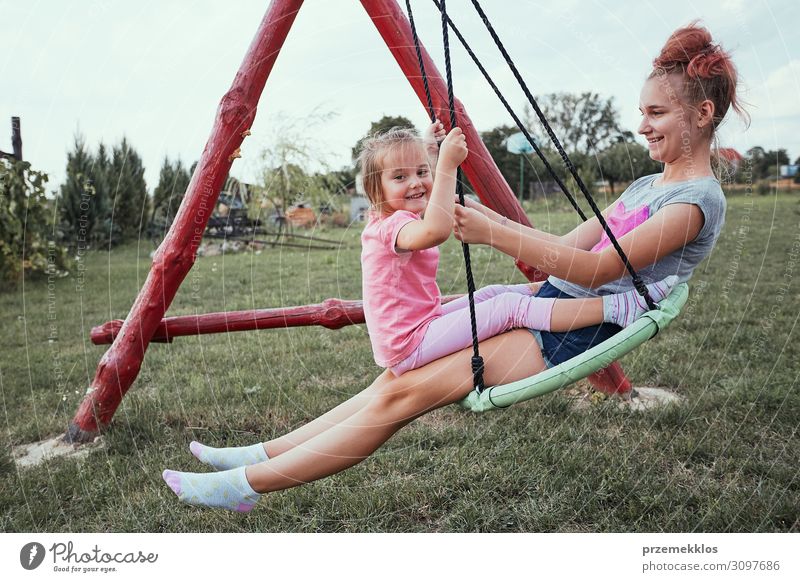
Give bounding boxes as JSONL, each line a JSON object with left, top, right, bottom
{"left": 361, "top": 210, "right": 442, "bottom": 368}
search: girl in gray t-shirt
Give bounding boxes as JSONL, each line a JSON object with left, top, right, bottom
{"left": 525, "top": 174, "right": 726, "bottom": 367}
{"left": 550, "top": 174, "right": 726, "bottom": 298}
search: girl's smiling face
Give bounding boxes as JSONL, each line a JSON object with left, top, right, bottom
{"left": 638, "top": 75, "right": 705, "bottom": 165}
{"left": 379, "top": 146, "right": 433, "bottom": 215}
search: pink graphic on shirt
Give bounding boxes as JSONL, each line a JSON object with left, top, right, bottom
{"left": 591, "top": 201, "right": 650, "bottom": 252}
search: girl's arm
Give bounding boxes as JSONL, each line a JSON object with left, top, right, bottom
{"left": 459, "top": 195, "right": 612, "bottom": 251}
{"left": 455, "top": 202, "right": 704, "bottom": 288}
{"left": 396, "top": 127, "right": 468, "bottom": 251}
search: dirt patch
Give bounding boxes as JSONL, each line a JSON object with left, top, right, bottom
{"left": 12, "top": 435, "right": 103, "bottom": 469}
{"left": 566, "top": 382, "right": 683, "bottom": 411}
{"left": 624, "top": 386, "right": 684, "bottom": 410}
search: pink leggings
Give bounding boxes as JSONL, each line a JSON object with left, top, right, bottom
{"left": 390, "top": 283, "right": 556, "bottom": 376}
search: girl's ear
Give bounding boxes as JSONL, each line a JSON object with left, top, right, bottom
{"left": 697, "top": 99, "right": 715, "bottom": 129}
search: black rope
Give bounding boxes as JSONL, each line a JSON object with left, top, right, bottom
{"left": 467, "top": 0, "right": 657, "bottom": 310}
{"left": 405, "top": 0, "right": 435, "bottom": 120}
{"left": 430, "top": 0, "right": 586, "bottom": 221}
{"left": 417, "top": 0, "right": 484, "bottom": 392}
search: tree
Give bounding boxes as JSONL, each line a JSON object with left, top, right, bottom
{"left": 523, "top": 93, "right": 624, "bottom": 156}
{"left": 151, "top": 157, "right": 191, "bottom": 228}
{"left": 1, "top": 158, "right": 69, "bottom": 285}
{"left": 91, "top": 142, "right": 113, "bottom": 243}
{"left": 597, "top": 141, "right": 661, "bottom": 195}
{"left": 316, "top": 166, "right": 356, "bottom": 197}
{"left": 746, "top": 146, "right": 790, "bottom": 180}
{"left": 258, "top": 111, "right": 340, "bottom": 214}
{"left": 59, "top": 134, "right": 106, "bottom": 247}
{"left": 108, "top": 137, "right": 148, "bottom": 241}
{"left": 794, "top": 156, "right": 800, "bottom": 184}
{"left": 480, "top": 124, "right": 521, "bottom": 192}
{"left": 352, "top": 115, "right": 415, "bottom": 160}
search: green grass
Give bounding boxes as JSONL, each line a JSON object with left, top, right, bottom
{"left": 1, "top": 194, "right": 798, "bottom": 532}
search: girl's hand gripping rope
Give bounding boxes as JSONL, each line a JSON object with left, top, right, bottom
{"left": 423, "top": 119, "right": 446, "bottom": 160}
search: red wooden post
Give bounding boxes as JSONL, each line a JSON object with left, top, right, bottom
{"left": 66, "top": 0, "right": 307, "bottom": 443}
{"left": 359, "top": 0, "right": 630, "bottom": 395}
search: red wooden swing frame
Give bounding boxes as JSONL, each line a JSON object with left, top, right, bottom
{"left": 67, "top": 0, "right": 631, "bottom": 443}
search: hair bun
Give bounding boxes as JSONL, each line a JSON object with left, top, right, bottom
{"left": 652, "top": 21, "right": 716, "bottom": 72}
{"left": 687, "top": 47, "right": 731, "bottom": 79}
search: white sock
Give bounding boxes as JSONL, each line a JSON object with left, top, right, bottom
{"left": 189, "top": 441, "right": 269, "bottom": 471}
{"left": 162, "top": 466, "right": 261, "bottom": 512}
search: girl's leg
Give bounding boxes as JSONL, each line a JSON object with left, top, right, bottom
{"left": 550, "top": 276, "right": 679, "bottom": 330}
{"left": 263, "top": 370, "right": 396, "bottom": 457}
{"left": 441, "top": 282, "right": 535, "bottom": 315}
{"left": 245, "top": 329, "right": 545, "bottom": 493}
{"left": 548, "top": 297, "right": 605, "bottom": 331}
{"left": 191, "top": 371, "right": 395, "bottom": 470}
{"left": 233, "top": 287, "right": 547, "bottom": 462}
{"left": 394, "top": 291, "right": 557, "bottom": 374}
{"left": 164, "top": 329, "right": 545, "bottom": 508}
{"left": 397, "top": 277, "right": 679, "bottom": 374}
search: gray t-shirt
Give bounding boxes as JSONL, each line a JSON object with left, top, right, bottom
{"left": 549, "top": 174, "right": 726, "bottom": 298}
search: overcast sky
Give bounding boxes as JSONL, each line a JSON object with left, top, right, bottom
{"left": 1, "top": 0, "right": 798, "bottom": 192}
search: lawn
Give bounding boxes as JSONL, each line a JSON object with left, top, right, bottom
{"left": 1, "top": 193, "right": 798, "bottom": 532}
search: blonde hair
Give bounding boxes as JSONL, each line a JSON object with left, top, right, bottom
{"left": 356, "top": 127, "right": 425, "bottom": 212}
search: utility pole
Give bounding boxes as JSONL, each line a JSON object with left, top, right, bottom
{"left": 0, "top": 117, "right": 22, "bottom": 161}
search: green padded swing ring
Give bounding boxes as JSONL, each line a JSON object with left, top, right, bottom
{"left": 459, "top": 283, "right": 689, "bottom": 412}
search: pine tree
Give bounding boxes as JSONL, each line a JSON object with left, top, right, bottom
{"left": 151, "top": 157, "right": 191, "bottom": 230}
{"left": 59, "top": 134, "right": 99, "bottom": 247}
{"left": 91, "top": 142, "right": 113, "bottom": 244}
{"left": 108, "top": 137, "right": 149, "bottom": 241}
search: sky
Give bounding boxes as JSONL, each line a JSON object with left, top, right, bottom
{"left": 1, "top": 0, "right": 798, "bottom": 193}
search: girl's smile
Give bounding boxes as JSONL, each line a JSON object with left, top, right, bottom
{"left": 638, "top": 76, "right": 689, "bottom": 164}
{"left": 379, "top": 148, "right": 434, "bottom": 215}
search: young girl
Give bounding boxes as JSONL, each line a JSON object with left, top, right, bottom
{"left": 163, "top": 22, "right": 743, "bottom": 513}
{"left": 357, "top": 124, "right": 675, "bottom": 376}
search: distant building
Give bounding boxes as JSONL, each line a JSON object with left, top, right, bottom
{"left": 351, "top": 173, "right": 370, "bottom": 222}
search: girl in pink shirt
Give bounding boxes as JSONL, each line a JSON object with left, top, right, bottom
{"left": 358, "top": 124, "right": 675, "bottom": 376}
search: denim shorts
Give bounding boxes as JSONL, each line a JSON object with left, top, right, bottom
{"left": 531, "top": 281, "right": 621, "bottom": 367}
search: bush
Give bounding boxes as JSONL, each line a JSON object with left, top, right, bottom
{"left": 0, "top": 158, "right": 70, "bottom": 287}
{"left": 756, "top": 180, "right": 773, "bottom": 196}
